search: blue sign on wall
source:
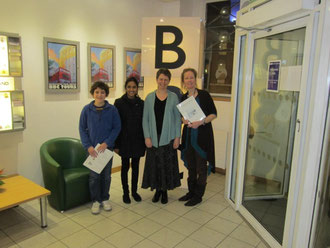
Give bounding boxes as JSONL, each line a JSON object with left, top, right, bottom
{"left": 267, "top": 60, "right": 281, "bottom": 92}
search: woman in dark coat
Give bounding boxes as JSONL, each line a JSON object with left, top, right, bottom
{"left": 179, "top": 68, "right": 217, "bottom": 206}
{"left": 114, "top": 77, "right": 145, "bottom": 204}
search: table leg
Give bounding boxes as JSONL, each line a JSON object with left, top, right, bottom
{"left": 39, "top": 197, "right": 47, "bottom": 228}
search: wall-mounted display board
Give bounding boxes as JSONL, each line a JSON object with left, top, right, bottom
{"left": 0, "top": 32, "right": 23, "bottom": 77}
{"left": 0, "top": 90, "right": 25, "bottom": 132}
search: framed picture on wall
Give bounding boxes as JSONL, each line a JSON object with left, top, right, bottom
{"left": 124, "top": 48, "right": 143, "bottom": 89}
{"left": 43, "top": 37, "right": 80, "bottom": 93}
{"left": 88, "top": 43, "right": 116, "bottom": 90}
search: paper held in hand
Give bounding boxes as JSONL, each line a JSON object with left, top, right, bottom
{"left": 176, "top": 96, "right": 206, "bottom": 122}
{"left": 83, "top": 144, "right": 114, "bottom": 174}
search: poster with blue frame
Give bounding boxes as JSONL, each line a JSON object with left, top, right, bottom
{"left": 266, "top": 60, "right": 281, "bottom": 93}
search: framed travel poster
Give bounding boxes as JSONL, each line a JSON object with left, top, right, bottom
{"left": 88, "top": 43, "right": 116, "bottom": 90}
{"left": 44, "top": 37, "right": 80, "bottom": 93}
{"left": 124, "top": 48, "right": 143, "bottom": 88}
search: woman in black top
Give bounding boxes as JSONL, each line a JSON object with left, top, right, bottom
{"left": 179, "top": 68, "right": 217, "bottom": 206}
{"left": 114, "top": 77, "right": 145, "bottom": 204}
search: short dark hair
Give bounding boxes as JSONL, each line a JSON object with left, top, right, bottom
{"left": 90, "top": 81, "right": 109, "bottom": 96}
{"left": 156, "top": 68, "right": 171, "bottom": 81}
{"left": 181, "top": 68, "right": 197, "bottom": 82}
{"left": 125, "top": 77, "right": 139, "bottom": 88}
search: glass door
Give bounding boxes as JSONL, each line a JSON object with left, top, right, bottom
{"left": 230, "top": 35, "right": 247, "bottom": 202}
{"left": 242, "top": 28, "right": 306, "bottom": 244}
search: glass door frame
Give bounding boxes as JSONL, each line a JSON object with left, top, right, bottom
{"left": 226, "top": 11, "right": 319, "bottom": 248}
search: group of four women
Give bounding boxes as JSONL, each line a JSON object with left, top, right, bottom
{"left": 79, "top": 68, "right": 217, "bottom": 215}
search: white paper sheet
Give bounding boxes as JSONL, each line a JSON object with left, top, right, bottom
{"left": 176, "top": 96, "right": 206, "bottom": 122}
{"left": 83, "top": 144, "right": 114, "bottom": 174}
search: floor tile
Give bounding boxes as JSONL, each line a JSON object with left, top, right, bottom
{"left": 176, "top": 237, "right": 210, "bottom": 248}
{"left": 128, "top": 201, "right": 160, "bottom": 216}
{"left": 161, "top": 200, "right": 192, "bottom": 216}
{"left": 16, "top": 231, "right": 57, "bottom": 248}
{"left": 45, "top": 241, "right": 68, "bottom": 248}
{"left": 257, "top": 240, "right": 271, "bottom": 248}
{"left": 167, "top": 217, "right": 201, "bottom": 236}
{"left": 205, "top": 216, "right": 239, "bottom": 235}
{"left": 0, "top": 230, "right": 14, "bottom": 247}
{"left": 3, "top": 219, "right": 41, "bottom": 241}
{"left": 105, "top": 228, "right": 144, "bottom": 247}
{"left": 148, "top": 227, "right": 186, "bottom": 248}
{"left": 110, "top": 209, "right": 143, "bottom": 227}
{"left": 189, "top": 226, "right": 226, "bottom": 247}
{"left": 0, "top": 209, "right": 28, "bottom": 229}
{"left": 127, "top": 218, "right": 163, "bottom": 237}
{"left": 89, "top": 240, "right": 116, "bottom": 248}
{"left": 229, "top": 225, "right": 260, "bottom": 246}
{"left": 70, "top": 209, "right": 105, "bottom": 227}
{"left": 182, "top": 208, "right": 214, "bottom": 225}
{"left": 147, "top": 208, "right": 179, "bottom": 226}
{"left": 218, "top": 207, "right": 243, "bottom": 224}
{"left": 61, "top": 229, "right": 101, "bottom": 248}
{"left": 197, "top": 200, "right": 227, "bottom": 215}
{"left": 46, "top": 218, "right": 83, "bottom": 240}
{"left": 87, "top": 218, "right": 123, "bottom": 238}
{"left": 217, "top": 236, "right": 255, "bottom": 248}
{"left": 134, "top": 239, "right": 163, "bottom": 248}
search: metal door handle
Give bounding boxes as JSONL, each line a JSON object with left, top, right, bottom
{"left": 297, "top": 119, "right": 301, "bottom": 132}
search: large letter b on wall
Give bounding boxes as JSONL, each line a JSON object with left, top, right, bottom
{"left": 155, "top": 26, "right": 186, "bottom": 69}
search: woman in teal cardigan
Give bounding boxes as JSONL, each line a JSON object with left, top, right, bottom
{"left": 142, "top": 68, "right": 181, "bottom": 204}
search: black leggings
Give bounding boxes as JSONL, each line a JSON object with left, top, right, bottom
{"left": 121, "top": 157, "right": 140, "bottom": 194}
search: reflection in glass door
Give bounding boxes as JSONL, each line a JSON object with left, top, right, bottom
{"left": 242, "top": 28, "right": 306, "bottom": 244}
{"left": 230, "top": 35, "right": 246, "bottom": 202}
{"left": 312, "top": 100, "right": 330, "bottom": 248}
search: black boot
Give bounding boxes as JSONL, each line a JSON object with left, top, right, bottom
{"left": 152, "top": 190, "right": 161, "bottom": 203}
{"left": 123, "top": 193, "right": 131, "bottom": 204}
{"left": 178, "top": 192, "right": 193, "bottom": 201}
{"left": 132, "top": 192, "right": 142, "bottom": 202}
{"left": 161, "top": 190, "right": 168, "bottom": 204}
{"left": 185, "top": 197, "right": 202, "bottom": 206}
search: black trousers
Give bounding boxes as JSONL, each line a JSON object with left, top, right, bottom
{"left": 121, "top": 157, "right": 140, "bottom": 194}
{"left": 185, "top": 145, "right": 207, "bottom": 200}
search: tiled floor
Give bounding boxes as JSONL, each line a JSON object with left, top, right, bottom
{"left": 0, "top": 172, "right": 269, "bottom": 248}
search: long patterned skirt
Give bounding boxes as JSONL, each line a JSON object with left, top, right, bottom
{"left": 142, "top": 141, "right": 181, "bottom": 191}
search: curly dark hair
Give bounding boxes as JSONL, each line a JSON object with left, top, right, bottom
{"left": 90, "top": 81, "right": 109, "bottom": 96}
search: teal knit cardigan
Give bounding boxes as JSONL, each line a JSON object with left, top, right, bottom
{"left": 142, "top": 90, "right": 181, "bottom": 147}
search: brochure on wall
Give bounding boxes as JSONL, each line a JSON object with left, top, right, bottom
{"left": 176, "top": 96, "right": 206, "bottom": 123}
{"left": 83, "top": 144, "right": 113, "bottom": 174}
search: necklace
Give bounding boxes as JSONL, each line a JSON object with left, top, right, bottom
{"left": 188, "top": 89, "right": 197, "bottom": 97}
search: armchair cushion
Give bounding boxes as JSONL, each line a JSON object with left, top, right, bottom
{"left": 40, "top": 137, "right": 91, "bottom": 211}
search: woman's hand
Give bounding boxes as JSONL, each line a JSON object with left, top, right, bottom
{"left": 97, "top": 142, "right": 108, "bottom": 153}
{"left": 182, "top": 117, "right": 189, "bottom": 125}
{"left": 145, "top": 138, "right": 152, "bottom": 148}
{"left": 188, "top": 120, "right": 204, "bottom": 129}
{"left": 88, "top": 146, "right": 98, "bottom": 158}
{"left": 173, "top": 137, "right": 180, "bottom": 149}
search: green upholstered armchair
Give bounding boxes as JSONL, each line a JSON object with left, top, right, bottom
{"left": 40, "top": 137, "right": 91, "bottom": 211}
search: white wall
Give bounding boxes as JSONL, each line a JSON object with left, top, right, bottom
{"left": 0, "top": 0, "right": 233, "bottom": 186}
{"left": 0, "top": 0, "right": 179, "bottom": 184}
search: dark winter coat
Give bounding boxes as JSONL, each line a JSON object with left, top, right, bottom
{"left": 181, "top": 89, "right": 217, "bottom": 172}
{"left": 114, "top": 94, "right": 146, "bottom": 158}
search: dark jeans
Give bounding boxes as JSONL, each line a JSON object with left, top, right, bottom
{"left": 89, "top": 158, "right": 113, "bottom": 203}
{"left": 121, "top": 157, "right": 140, "bottom": 194}
{"left": 186, "top": 146, "right": 207, "bottom": 200}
